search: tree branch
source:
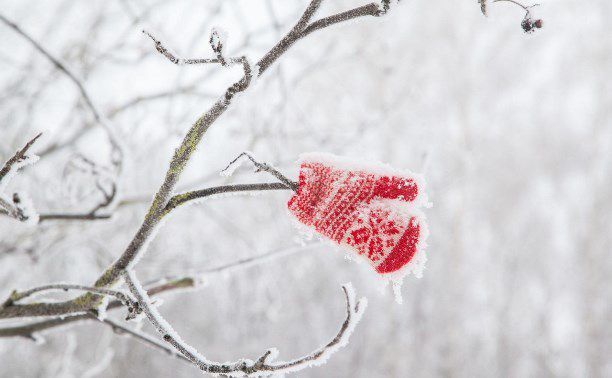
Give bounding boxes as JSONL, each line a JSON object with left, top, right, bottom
{"left": 0, "top": 133, "right": 41, "bottom": 185}
{"left": 101, "top": 318, "right": 191, "bottom": 364}
{"left": 0, "top": 284, "right": 141, "bottom": 320}
{"left": 163, "top": 182, "right": 290, "bottom": 215}
{"left": 0, "top": 244, "right": 315, "bottom": 331}
{"left": 302, "top": 4, "right": 382, "bottom": 36}
{"left": 123, "top": 270, "right": 366, "bottom": 376}
{"left": 221, "top": 152, "right": 298, "bottom": 191}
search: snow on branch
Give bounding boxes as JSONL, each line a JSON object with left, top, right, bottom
{"left": 0, "top": 133, "right": 41, "bottom": 190}
{"left": 124, "top": 270, "right": 366, "bottom": 376}
{"left": 101, "top": 318, "right": 191, "bottom": 364}
{"left": 142, "top": 29, "right": 253, "bottom": 104}
{"left": 37, "top": 155, "right": 118, "bottom": 222}
{"left": 0, "top": 133, "right": 41, "bottom": 224}
{"left": 221, "top": 152, "right": 298, "bottom": 191}
{"left": 1, "top": 283, "right": 142, "bottom": 321}
{"left": 0, "top": 244, "right": 317, "bottom": 339}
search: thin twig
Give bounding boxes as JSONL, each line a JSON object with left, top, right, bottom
{"left": 38, "top": 213, "right": 112, "bottom": 222}
{"left": 0, "top": 133, "right": 41, "bottom": 184}
{"left": 0, "top": 244, "right": 314, "bottom": 332}
{"left": 0, "top": 134, "right": 42, "bottom": 223}
{"left": 1, "top": 284, "right": 139, "bottom": 319}
{"left": 123, "top": 269, "right": 366, "bottom": 376}
{"left": 222, "top": 152, "right": 298, "bottom": 191}
{"left": 101, "top": 318, "right": 191, "bottom": 364}
{"left": 163, "top": 182, "right": 291, "bottom": 215}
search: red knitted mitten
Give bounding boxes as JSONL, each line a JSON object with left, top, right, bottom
{"left": 287, "top": 153, "right": 428, "bottom": 276}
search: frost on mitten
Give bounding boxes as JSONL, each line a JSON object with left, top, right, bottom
{"left": 287, "top": 153, "right": 428, "bottom": 277}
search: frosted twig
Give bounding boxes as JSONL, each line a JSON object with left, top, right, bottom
{"left": 0, "top": 193, "right": 37, "bottom": 224}
{"left": 142, "top": 30, "right": 221, "bottom": 66}
{"left": 1, "top": 284, "right": 141, "bottom": 320}
{"left": 221, "top": 152, "right": 298, "bottom": 191}
{"left": 66, "top": 154, "right": 119, "bottom": 216}
{"left": 101, "top": 318, "right": 191, "bottom": 364}
{"left": 163, "top": 182, "right": 291, "bottom": 215}
{"left": 142, "top": 30, "right": 252, "bottom": 105}
{"left": 0, "top": 134, "right": 41, "bottom": 223}
{"left": 124, "top": 269, "right": 366, "bottom": 376}
{"left": 37, "top": 213, "right": 112, "bottom": 222}
{"left": 0, "top": 244, "right": 314, "bottom": 334}
{"left": 83, "top": 0, "right": 397, "bottom": 293}
{"left": 0, "top": 133, "right": 41, "bottom": 187}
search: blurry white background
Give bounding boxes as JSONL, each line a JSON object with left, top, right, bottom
{"left": 0, "top": 0, "right": 610, "bottom": 377}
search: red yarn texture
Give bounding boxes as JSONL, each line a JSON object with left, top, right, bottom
{"left": 287, "top": 155, "right": 425, "bottom": 275}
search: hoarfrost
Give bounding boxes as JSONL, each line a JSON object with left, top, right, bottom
{"left": 0, "top": 153, "right": 39, "bottom": 193}
{"left": 210, "top": 27, "right": 228, "bottom": 58}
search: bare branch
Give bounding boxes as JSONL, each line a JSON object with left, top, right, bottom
{"left": 0, "top": 277, "right": 193, "bottom": 338}
{"left": 37, "top": 213, "right": 112, "bottom": 222}
{"left": 101, "top": 318, "right": 191, "bottom": 364}
{"left": 0, "top": 134, "right": 41, "bottom": 223}
{"left": 301, "top": 4, "right": 382, "bottom": 36}
{"left": 142, "top": 31, "right": 220, "bottom": 65}
{"left": 257, "top": 1, "right": 389, "bottom": 73}
{"left": 0, "top": 133, "right": 41, "bottom": 185}
{"left": 1, "top": 284, "right": 141, "bottom": 320}
{"left": 123, "top": 270, "right": 366, "bottom": 376}
{"left": 0, "top": 244, "right": 315, "bottom": 334}
{"left": 221, "top": 152, "right": 298, "bottom": 191}
{"left": 163, "top": 182, "right": 290, "bottom": 215}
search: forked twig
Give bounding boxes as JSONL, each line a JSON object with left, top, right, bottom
{"left": 221, "top": 152, "right": 298, "bottom": 191}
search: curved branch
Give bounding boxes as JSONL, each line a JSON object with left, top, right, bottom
{"left": 301, "top": 4, "right": 381, "bottom": 36}
{"left": 38, "top": 213, "right": 112, "bottom": 222}
{"left": 124, "top": 270, "right": 366, "bottom": 376}
{"left": 3, "top": 284, "right": 131, "bottom": 306}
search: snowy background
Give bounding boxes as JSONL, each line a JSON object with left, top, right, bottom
{"left": 0, "top": 0, "right": 610, "bottom": 377}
